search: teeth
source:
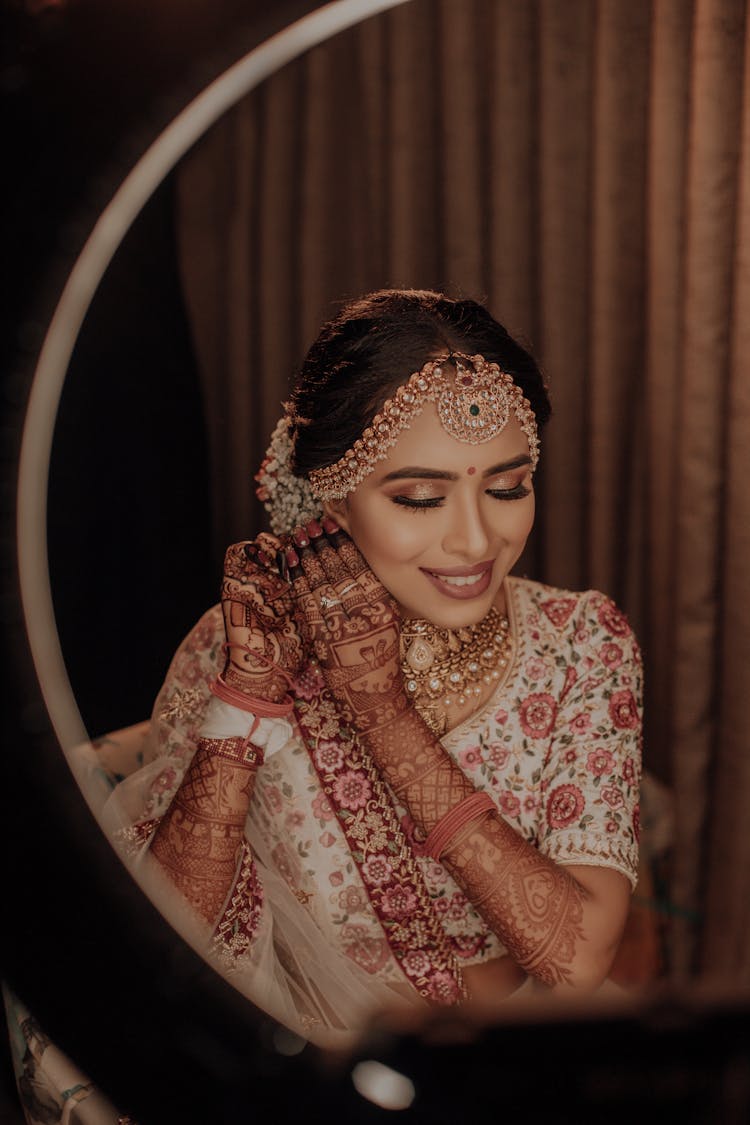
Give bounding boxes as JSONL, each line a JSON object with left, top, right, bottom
{"left": 432, "top": 572, "right": 484, "bottom": 587}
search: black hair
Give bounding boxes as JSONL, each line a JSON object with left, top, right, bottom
{"left": 288, "top": 288, "right": 550, "bottom": 477}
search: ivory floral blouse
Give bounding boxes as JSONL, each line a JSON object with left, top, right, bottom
{"left": 110, "top": 576, "right": 642, "bottom": 996}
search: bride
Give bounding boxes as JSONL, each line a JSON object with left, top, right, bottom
{"left": 105, "top": 288, "right": 641, "bottom": 1042}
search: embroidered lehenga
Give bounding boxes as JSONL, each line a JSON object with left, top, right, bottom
{"left": 102, "top": 574, "right": 642, "bottom": 1044}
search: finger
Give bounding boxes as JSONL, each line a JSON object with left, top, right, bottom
{"left": 287, "top": 547, "right": 322, "bottom": 635}
{"left": 292, "top": 526, "right": 328, "bottom": 591}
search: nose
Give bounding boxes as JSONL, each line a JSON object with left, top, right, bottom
{"left": 441, "top": 494, "right": 492, "bottom": 560}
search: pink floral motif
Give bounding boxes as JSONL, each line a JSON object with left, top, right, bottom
{"left": 329, "top": 870, "right": 344, "bottom": 886}
{"left": 332, "top": 769, "right": 371, "bottom": 811}
{"left": 601, "top": 785, "right": 624, "bottom": 809}
{"left": 560, "top": 665, "right": 578, "bottom": 701}
{"left": 569, "top": 712, "right": 592, "bottom": 735}
{"left": 313, "top": 739, "right": 345, "bottom": 774}
{"left": 523, "top": 795, "right": 537, "bottom": 813}
{"left": 319, "top": 831, "right": 337, "bottom": 848}
{"left": 623, "top": 757, "right": 636, "bottom": 783}
{"left": 547, "top": 784, "right": 585, "bottom": 829}
{"left": 451, "top": 933, "right": 486, "bottom": 959}
{"left": 361, "top": 853, "right": 394, "bottom": 886}
{"left": 487, "top": 743, "right": 510, "bottom": 768}
{"left": 525, "top": 657, "right": 547, "bottom": 681}
{"left": 151, "top": 767, "right": 177, "bottom": 794}
{"left": 311, "top": 791, "right": 336, "bottom": 822}
{"left": 338, "top": 885, "right": 367, "bottom": 913}
{"left": 381, "top": 884, "right": 419, "bottom": 919}
{"left": 494, "top": 708, "right": 509, "bottom": 725}
{"left": 458, "top": 745, "right": 482, "bottom": 770}
{"left": 519, "top": 693, "right": 557, "bottom": 739}
{"left": 264, "top": 786, "right": 283, "bottom": 814}
{"left": 446, "top": 892, "right": 471, "bottom": 923}
{"left": 597, "top": 598, "right": 631, "bottom": 637}
{"left": 341, "top": 924, "right": 390, "bottom": 974}
{"left": 499, "top": 790, "right": 521, "bottom": 818}
{"left": 285, "top": 810, "right": 305, "bottom": 829}
{"left": 427, "top": 968, "right": 462, "bottom": 1004}
{"left": 605, "top": 820, "right": 618, "bottom": 834}
{"left": 402, "top": 949, "right": 431, "bottom": 976}
{"left": 600, "top": 643, "right": 623, "bottom": 668}
{"left": 563, "top": 748, "right": 578, "bottom": 764}
{"left": 293, "top": 663, "right": 326, "bottom": 700}
{"left": 540, "top": 597, "right": 577, "bottom": 628}
{"left": 633, "top": 804, "right": 641, "bottom": 841}
{"left": 609, "top": 689, "right": 640, "bottom": 730}
{"left": 586, "top": 748, "right": 615, "bottom": 776}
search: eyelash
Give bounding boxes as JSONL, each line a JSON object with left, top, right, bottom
{"left": 391, "top": 484, "right": 531, "bottom": 511}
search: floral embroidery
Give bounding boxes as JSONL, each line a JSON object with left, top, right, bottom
{"left": 519, "top": 692, "right": 558, "bottom": 738}
{"left": 586, "top": 748, "right": 615, "bottom": 777}
{"left": 546, "top": 784, "right": 585, "bottom": 829}
{"left": 332, "top": 769, "right": 372, "bottom": 811}
{"left": 609, "top": 689, "right": 640, "bottom": 730}
{"left": 116, "top": 578, "right": 641, "bottom": 999}
{"left": 211, "top": 841, "right": 264, "bottom": 968}
{"left": 296, "top": 686, "right": 466, "bottom": 1004}
{"left": 540, "top": 596, "right": 578, "bottom": 628}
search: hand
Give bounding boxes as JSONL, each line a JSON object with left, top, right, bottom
{"left": 287, "top": 518, "right": 408, "bottom": 733}
{"left": 221, "top": 533, "right": 305, "bottom": 704}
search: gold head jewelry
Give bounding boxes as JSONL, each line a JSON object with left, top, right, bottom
{"left": 308, "top": 353, "right": 540, "bottom": 501}
{"left": 400, "top": 606, "right": 512, "bottom": 736}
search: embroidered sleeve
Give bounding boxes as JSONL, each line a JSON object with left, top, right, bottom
{"left": 537, "top": 591, "right": 643, "bottom": 889}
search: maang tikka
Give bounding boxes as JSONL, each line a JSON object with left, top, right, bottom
{"left": 307, "top": 353, "right": 540, "bottom": 502}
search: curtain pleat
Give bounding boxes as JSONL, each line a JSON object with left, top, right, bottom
{"left": 175, "top": 0, "right": 749, "bottom": 982}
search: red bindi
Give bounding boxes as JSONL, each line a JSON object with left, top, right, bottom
{"left": 467, "top": 466, "right": 476, "bottom": 475}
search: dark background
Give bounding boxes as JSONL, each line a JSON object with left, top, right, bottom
{"left": 2, "top": 3, "right": 750, "bottom": 1122}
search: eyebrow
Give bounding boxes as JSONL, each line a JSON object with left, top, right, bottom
{"left": 379, "top": 454, "right": 532, "bottom": 483}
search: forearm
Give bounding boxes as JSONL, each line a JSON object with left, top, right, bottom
{"left": 366, "top": 710, "right": 611, "bottom": 991}
{"left": 150, "top": 736, "right": 259, "bottom": 925}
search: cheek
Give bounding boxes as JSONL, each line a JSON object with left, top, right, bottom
{"left": 355, "top": 512, "right": 432, "bottom": 565}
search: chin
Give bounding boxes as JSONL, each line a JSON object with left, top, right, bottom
{"left": 400, "top": 590, "right": 502, "bottom": 628}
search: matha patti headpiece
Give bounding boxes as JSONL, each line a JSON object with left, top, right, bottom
{"left": 307, "top": 353, "right": 540, "bottom": 501}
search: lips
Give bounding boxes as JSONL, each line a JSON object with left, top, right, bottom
{"left": 420, "top": 560, "right": 494, "bottom": 600}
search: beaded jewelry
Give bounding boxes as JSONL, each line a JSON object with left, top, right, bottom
{"left": 400, "top": 606, "right": 512, "bottom": 736}
{"left": 308, "top": 353, "right": 539, "bottom": 502}
{"left": 255, "top": 352, "right": 540, "bottom": 534}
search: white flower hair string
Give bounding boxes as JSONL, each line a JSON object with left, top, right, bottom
{"left": 254, "top": 416, "right": 321, "bottom": 535}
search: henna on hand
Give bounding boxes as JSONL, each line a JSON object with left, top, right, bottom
{"left": 151, "top": 738, "right": 258, "bottom": 924}
{"left": 365, "top": 707, "right": 598, "bottom": 990}
{"left": 288, "top": 521, "right": 408, "bottom": 732}
{"left": 221, "top": 538, "right": 304, "bottom": 704}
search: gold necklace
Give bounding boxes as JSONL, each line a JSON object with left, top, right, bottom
{"left": 400, "top": 606, "right": 512, "bottom": 736}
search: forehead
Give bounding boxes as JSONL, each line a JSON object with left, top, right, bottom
{"left": 369, "top": 404, "right": 530, "bottom": 481}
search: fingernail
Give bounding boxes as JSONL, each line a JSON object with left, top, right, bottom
{"left": 293, "top": 527, "right": 310, "bottom": 548}
{"left": 322, "top": 517, "right": 340, "bottom": 534}
{"left": 306, "top": 518, "right": 323, "bottom": 538}
{"left": 285, "top": 547, "right": 300, "bottom": 567}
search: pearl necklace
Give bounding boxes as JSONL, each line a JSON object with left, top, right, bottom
{"left": 400, "top": 606, "right": 512, "bottom": 736}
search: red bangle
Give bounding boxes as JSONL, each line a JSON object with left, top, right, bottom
{"left": 414, "top": 791, "right": 495, "bottom": 861}
{"left": 210, "top": 675, "right": 295, "bottom": 716}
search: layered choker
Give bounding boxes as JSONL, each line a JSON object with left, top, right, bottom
{"left": 400, "top": 606, "right": 512, "bottom": 736}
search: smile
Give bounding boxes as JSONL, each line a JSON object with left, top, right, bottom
{"left": 420, "top": 561, "right": 494, "bottom": 600}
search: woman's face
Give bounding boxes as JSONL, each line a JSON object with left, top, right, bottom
{"left": 326, "top": 404, "right": 536, "bottom": 627}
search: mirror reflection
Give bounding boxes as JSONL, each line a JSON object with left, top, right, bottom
{"left": 29, "top": 0, "right": 749, "bottom": 1104}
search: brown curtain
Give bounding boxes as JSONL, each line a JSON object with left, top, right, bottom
{"left": 175, "top": 0, "right": 750, "bottom": 982}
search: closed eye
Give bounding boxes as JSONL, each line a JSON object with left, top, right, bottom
{"left": 391, "top": 483, "right": 531, "bottom": 511}
{"left": 486, "top": 483, "right": 532, "bottom": 501}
